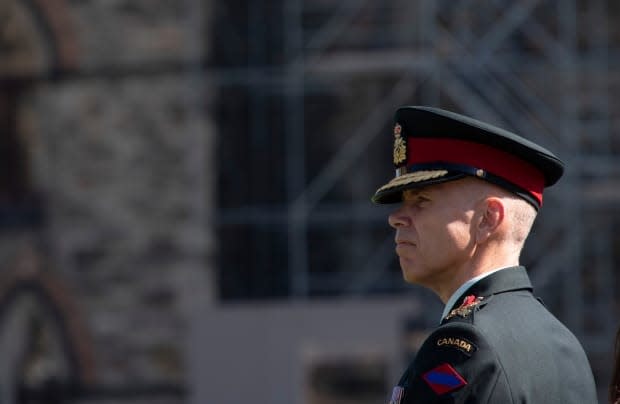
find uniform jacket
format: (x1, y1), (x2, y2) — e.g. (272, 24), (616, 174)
(390, 266), (598, 404)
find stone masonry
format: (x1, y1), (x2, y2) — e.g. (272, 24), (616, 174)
(0, 1), (214, 403)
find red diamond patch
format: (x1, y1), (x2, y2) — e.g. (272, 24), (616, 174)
(422, 363), (467, 395)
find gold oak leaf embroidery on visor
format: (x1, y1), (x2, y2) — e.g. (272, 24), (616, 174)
(375, 170), (449, 194)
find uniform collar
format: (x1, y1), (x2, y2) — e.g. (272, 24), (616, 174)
(440, 266), (532, 322)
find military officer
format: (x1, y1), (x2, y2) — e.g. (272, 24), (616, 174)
(373, 106), (598, 403)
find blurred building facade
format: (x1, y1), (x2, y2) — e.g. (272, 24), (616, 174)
(0, 1), (618, 404)
(0, 0), (209, 403)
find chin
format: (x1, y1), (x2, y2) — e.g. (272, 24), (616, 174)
(401, 269), (420, 284)
(401, 265), (432, 287)
(399, 259), (418, 282)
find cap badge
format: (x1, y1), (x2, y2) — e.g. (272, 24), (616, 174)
(445, 295), (484, 320)
(393, 123), (407, 166)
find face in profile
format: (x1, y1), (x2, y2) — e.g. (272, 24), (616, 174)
(388, 178), (482, 290)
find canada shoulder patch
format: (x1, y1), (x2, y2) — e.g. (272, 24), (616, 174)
(435, 335), (478, 356)
(422, 363), (467, 395)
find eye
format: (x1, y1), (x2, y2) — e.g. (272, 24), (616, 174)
(416, 195), (431, 206)
(402, 190), (431, 206)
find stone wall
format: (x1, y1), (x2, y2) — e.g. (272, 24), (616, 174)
(0, 1), (213, 403)
(31, 76), (210, 383)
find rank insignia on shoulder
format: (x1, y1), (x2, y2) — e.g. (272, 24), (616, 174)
(445, 295), (483, 320)
(387, 386), (404, 404)
(423, 363), (467, 395)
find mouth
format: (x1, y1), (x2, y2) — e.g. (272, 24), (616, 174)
(395, 240), (416, 256)
(395, 239), (415, 246)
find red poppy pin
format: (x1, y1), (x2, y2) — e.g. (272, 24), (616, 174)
(445, 295), (484, 320)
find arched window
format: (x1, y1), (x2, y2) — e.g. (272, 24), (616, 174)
(0, 0), (49, 229)
(0, 85), (45, 229)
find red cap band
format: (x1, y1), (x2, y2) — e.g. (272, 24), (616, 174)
(407, 138), (545, 205)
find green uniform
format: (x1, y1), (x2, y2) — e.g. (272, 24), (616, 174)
(390, 267), (598, 404)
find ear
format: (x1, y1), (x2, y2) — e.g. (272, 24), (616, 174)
(476, 197), (505, 243)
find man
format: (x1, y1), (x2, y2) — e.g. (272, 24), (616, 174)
(372, 106), (597, 403)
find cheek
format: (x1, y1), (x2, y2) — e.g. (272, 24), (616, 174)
(444, 220), (475, 250)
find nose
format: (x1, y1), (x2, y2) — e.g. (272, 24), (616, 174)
(388, 205), (409, 229)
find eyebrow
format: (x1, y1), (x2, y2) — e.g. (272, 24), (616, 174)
(403, 189), (431, 200)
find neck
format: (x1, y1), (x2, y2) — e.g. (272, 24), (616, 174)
(434, 249), (520, 303)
